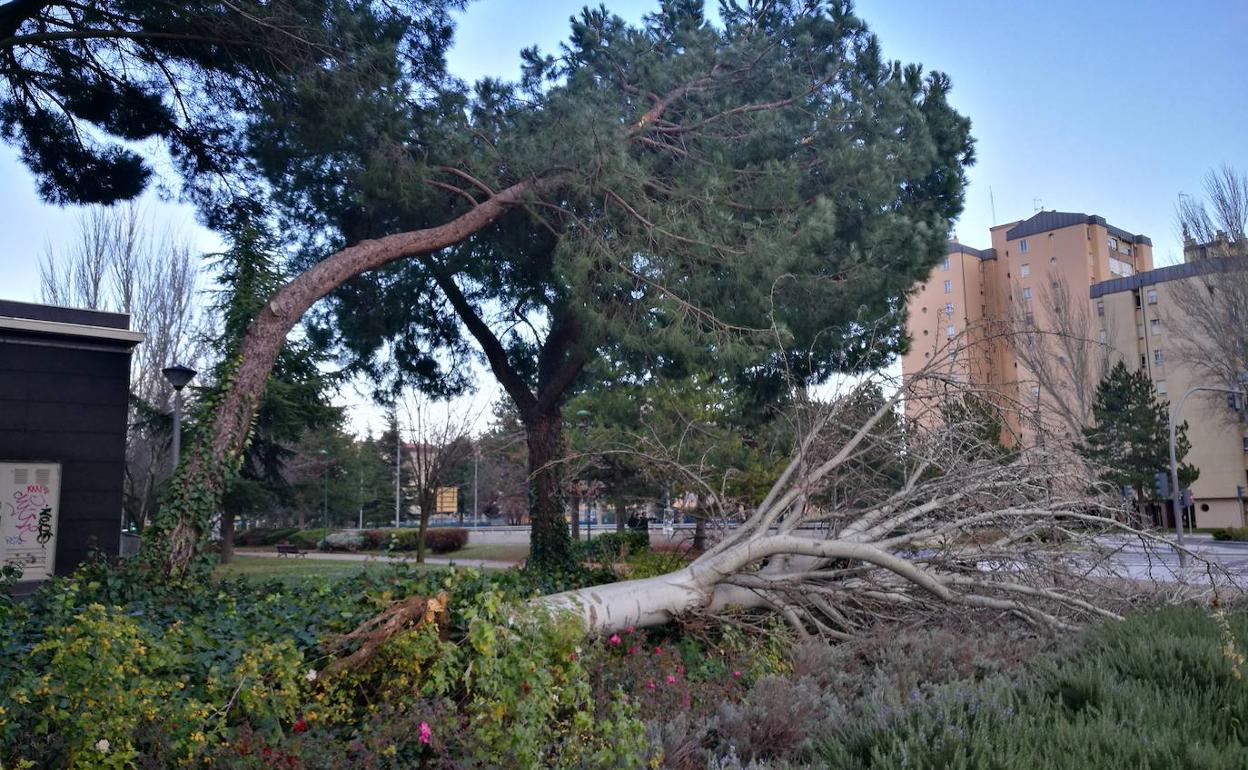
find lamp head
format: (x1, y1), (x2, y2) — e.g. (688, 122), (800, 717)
(162, 364), (197, 391)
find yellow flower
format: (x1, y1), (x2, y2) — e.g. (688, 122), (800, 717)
(191, 731), (206, 743)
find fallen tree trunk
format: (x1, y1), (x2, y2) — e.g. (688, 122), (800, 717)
(538, 362), (1232, 636)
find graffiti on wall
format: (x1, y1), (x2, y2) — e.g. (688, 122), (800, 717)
(1, 464), (60, 579)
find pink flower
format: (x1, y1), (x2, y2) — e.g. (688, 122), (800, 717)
(646, 680), (656, 689)
(654, 646), (663, 655)
(665, 674), (677, 685)
(626, 625), (636, 634)
(627, 646), (637, 655)
(292, 719), (308, 734)
(609, 634), (622, 645)
(732, 670), (742, 679)
(419, 722), (431, 745)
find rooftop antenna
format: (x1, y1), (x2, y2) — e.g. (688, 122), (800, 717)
(989, 186), (997, 226)
(1033, 197), (1043, 213)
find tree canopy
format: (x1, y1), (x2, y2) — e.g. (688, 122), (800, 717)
(227, 0), (973, 570)
(0, 0), (459, 205)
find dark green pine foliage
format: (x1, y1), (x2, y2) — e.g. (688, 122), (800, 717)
(208, 208), (342, 558)
(245, 0), (974, 571)
(1080, 361), (1198, 501)
(0, 0), (459, 205)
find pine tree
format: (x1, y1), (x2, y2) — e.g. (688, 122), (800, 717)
(1080, 361), (1198, 502)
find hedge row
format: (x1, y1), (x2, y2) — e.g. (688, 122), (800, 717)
(1212, 527), (1248, 541)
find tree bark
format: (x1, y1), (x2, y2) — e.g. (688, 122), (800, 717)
(615, 499), (626, 534)
(416, 490), (433, 564)
(151, 181), (537, 576)
(219, 510), (235, 564)
(568, 491), (581, 542)
(525, 404), (576, 571)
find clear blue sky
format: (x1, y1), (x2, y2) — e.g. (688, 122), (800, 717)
(1, 0), (1241, 294)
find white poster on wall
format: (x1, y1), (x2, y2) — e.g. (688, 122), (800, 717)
(0, 463), (60, 580)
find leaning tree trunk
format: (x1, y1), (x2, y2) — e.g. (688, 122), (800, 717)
(524, 405), (577, 572)
(144, 182), (536, 578)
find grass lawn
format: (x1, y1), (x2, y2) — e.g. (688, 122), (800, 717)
(235, 542), (530, 564)
(214, 555), (439, 581)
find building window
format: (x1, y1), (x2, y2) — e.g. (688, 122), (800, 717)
(1022, 287), (1032, 301)
(1242, 436), (1248, 453)
(944, 280), (952, 294)
(1098, 329), (1107, 343)
(1108, 236), (1119, 251)
(1140, 354), (1147, 370)
(1096, 302), (1104, 317)
(1133, 290), (1141, 309)
(948, 350), (957, 361)
(943, 257), (950, 270)
(1020, 263), (1031, 277)
(1050, 255), (1057, 264)
(1157, 380), (1167, 396)
(1150, 318), (1160, 332)
(946, 324), (956, 338)
(945, 302), (954, 316)
(1154, 349), (1164, 366)
(1147, 289), (1158, 305)
(1031, 385), (1040, 398)
(1024, 312), (1035, 327)
(1019, 238), (1029, 253)
(1137, 324), (1144, 339)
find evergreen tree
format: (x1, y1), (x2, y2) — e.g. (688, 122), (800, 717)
(209, 209), (341, 561)
(1080, 361), (1198, 503)
(0, 1), (457, 205)
(236, 0), (973, 572)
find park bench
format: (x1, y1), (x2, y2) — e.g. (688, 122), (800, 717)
(275, 543), (306, 558)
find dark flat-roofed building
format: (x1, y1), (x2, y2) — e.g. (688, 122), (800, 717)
(0, 299), (143, 586)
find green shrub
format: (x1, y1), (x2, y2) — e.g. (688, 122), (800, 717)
(234, 527), (299, 546)
(580, 531), (650, 563)
(425, 527), (469, 554)
(286, 529), (329, 549)
(386, 528), (423, 551)
(1212, 527), (1248, 541)
(817, 606), (1248, 769)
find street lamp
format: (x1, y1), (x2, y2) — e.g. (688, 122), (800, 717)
(1168, 384), (1246, 556)
(162, 364), (197, 471)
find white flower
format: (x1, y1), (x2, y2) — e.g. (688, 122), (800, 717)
(95, 739), (110, 753)
(305, 669), (318, 682)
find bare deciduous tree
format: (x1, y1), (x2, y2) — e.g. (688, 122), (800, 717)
(401, 395), (478, 562)
(1005, 276), (1115, 440)
(1171, 165), (1248, 404)
(39, 203), (208, 529)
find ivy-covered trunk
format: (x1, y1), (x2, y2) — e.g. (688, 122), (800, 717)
(525, 405), (576, 572)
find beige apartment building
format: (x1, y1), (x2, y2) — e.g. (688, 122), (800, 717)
(904, 210), (1248, 528)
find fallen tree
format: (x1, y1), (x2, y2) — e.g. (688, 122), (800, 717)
(540, 357), (1232, 636)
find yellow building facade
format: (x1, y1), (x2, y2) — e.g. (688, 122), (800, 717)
(904, 211), (1247, 527)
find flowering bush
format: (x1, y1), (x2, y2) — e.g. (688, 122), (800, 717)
(325, 531), (366, 552)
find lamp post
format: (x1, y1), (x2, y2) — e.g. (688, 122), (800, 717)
(1168, 384), (1245, 558)
(161, 365), (197, 471)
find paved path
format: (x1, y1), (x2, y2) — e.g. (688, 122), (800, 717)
(235, 548), (517, 571)
(1094, 534), (1248, 586)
